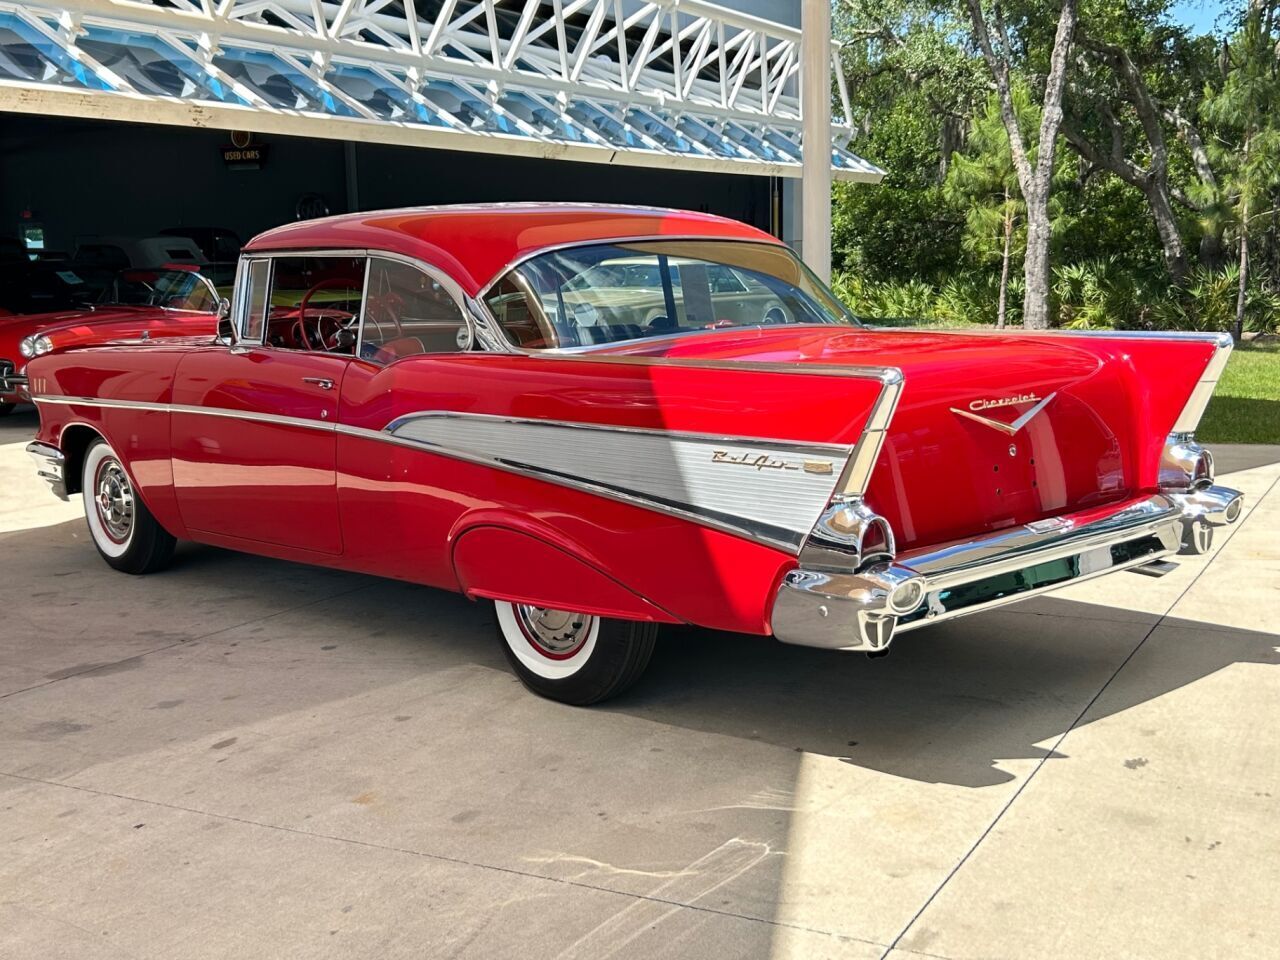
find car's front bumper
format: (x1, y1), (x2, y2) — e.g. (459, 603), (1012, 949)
(0, 360), (27, 402)
(771, 485), (1244, 653)
(26, 441), (68, 500)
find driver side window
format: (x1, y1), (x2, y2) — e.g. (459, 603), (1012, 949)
(261, 255), (365, 355)
(359, 257), (469, 363)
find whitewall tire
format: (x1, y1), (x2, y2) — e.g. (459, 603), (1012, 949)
(495, 601), (658, 705)
(82, 438), (176, 574)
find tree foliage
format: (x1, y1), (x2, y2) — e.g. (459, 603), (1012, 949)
(832, 0), (1280, 333)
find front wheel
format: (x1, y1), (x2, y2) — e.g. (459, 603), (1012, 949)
(495, 601), (657, 705)
(82, 438), (176, 575)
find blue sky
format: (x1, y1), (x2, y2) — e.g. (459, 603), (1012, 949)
(1166, 0), (1234, 34)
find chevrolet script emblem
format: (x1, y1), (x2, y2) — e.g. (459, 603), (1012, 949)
(950, 392), (1056, 436)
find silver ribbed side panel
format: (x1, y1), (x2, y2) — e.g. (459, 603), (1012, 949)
(385, 413), (850, 551)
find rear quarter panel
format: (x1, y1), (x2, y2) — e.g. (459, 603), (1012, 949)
(336, 353), (892, 633)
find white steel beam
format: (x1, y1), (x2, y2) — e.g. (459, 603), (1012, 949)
(801, 0), (833, 279)
(0, 0), (885, 183)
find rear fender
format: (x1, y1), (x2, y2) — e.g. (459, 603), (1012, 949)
(357, 354), (903, 556)
(1047, 333), (1229, 489)
(451, 522), (682, 623)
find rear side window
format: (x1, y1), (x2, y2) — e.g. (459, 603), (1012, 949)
(359, 257), (469, 362)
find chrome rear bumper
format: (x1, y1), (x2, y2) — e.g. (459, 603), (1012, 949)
(771, 485), (1244, 653)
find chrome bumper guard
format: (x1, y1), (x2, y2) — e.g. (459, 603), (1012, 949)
(26, 441), (69, 501)
(0, 360), (25, 397)
(772, 485), (1244, 653)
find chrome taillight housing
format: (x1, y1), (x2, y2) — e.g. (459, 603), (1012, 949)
(1160, 435), (1214, 490)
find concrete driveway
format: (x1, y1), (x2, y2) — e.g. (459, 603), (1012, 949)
(2, 404), (1277, 960)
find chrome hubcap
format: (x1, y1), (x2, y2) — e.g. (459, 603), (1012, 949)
(95, 459), (134, 543)
(513, 604), (595, 658)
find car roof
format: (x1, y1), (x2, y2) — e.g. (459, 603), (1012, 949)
(242, 204), (780, 296)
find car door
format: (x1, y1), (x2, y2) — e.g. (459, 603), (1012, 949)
(170, 253), (365, 555)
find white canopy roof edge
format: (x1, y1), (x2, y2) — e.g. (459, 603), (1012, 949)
(0, 0), (885, 182)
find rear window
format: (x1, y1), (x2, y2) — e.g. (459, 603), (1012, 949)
(482, 240), (854, 349)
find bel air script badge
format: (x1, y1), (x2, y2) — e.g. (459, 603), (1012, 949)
(711, 450), (834, 475)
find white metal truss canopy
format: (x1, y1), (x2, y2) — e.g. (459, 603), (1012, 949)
(0, 0), (884, 182)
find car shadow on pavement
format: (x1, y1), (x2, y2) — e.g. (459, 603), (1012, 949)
(3, 519), (1275, 791)
(609, 605), (1279, 788)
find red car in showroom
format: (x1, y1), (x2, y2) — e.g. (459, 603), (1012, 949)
(1, 266), (221, 414)
(23, 205), (1242, 704)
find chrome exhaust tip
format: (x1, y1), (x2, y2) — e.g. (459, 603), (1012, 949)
(1219, 493), (1244, 525)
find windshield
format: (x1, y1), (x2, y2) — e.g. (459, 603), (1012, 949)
(98, 268), (218, 311)
(483, 240), (857, 349)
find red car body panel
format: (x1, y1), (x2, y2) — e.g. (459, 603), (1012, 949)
(246, 204), (777, 296)
(0, 304), (216, 404)
(601, 327), (1217, 550)
(25, 206), (1230, 643)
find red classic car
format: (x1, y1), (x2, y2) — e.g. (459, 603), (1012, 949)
(0, 266), (221, 414)
(24, 205), (1243, 704)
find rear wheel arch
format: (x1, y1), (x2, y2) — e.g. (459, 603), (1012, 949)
(450, 523), (680, 624)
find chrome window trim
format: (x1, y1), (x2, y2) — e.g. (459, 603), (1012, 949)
(357, 252), (478, 364)
(236, 256), (273, 345)
(474, 234), (858, 354)
(247, 251), (367, 354)
(232, 247), (482, 361)
(475, 234), (790, 304)
(223, 256), (247, 345)
(353, 256), (374, 361)
(523, 322), (844, 356)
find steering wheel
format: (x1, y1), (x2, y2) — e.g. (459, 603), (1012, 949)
(295, 277), (359, 351)
(363, 290), (405, 346)
(762, 301), (793, 324)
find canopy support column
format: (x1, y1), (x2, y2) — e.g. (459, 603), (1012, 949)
(800, 0), (832, 282)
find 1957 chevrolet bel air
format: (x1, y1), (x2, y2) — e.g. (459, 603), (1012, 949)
(24, 204), (1244, 704)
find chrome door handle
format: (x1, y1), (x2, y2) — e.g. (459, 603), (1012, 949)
(302, 377), (334, 390)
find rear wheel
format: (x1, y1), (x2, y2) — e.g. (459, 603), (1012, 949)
(495, 601), (657, 705)
(82, 438), (176, 575)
